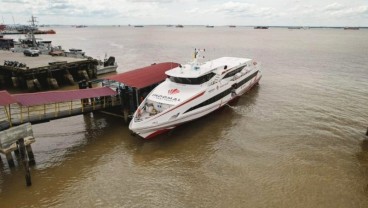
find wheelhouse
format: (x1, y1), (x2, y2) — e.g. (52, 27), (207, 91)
(168, 72), (216, 85)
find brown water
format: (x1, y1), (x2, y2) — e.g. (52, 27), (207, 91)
(1, 26), (368, 208)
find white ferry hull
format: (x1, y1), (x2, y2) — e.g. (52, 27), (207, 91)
(130, 74), (262, 139)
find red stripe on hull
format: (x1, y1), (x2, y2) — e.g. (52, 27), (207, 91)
(144, 128), (172, 139)
(139, 76), (261, 140)
(152, 91), (205, 119)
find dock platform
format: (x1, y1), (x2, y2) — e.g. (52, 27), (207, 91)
(0, 51), (98, 90)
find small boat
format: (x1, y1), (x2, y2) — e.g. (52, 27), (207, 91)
(97, 56), (118, 75)
(10, 33), (60, 54)
(288, 27), (302, 29)
(9, 16), (60, 54)
(129, 49), (262, 139)
(206, 25), (214, 28)
(176, 24), (184, 28)
(254, 26), (269, 29)
(344, 27), (359, 30)
(64, 48), (86, 58)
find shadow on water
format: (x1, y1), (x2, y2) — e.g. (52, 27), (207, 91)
(358, 136), (368, 194)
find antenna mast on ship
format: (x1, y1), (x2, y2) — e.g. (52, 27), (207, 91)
(28, 15), (38, 47)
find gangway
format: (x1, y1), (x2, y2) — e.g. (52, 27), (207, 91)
(104, 62), (179, 123)
(0, 87), (119, 131)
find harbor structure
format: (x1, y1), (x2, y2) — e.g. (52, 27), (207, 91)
(0, 87), (119, 131)
(0, 123), (35, 186)
(0, 51), (98, 90)
(103, 62), (180, 123)
(0, 62), (179, 186)
(0, 62), (179, 132)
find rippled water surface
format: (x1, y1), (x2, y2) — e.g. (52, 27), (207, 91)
(1, 26), (368, 208)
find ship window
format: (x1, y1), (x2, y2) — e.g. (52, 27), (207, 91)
(184, 71), (258, 114)
(223, 66), (245, 79)
(169, 73), (216, 85)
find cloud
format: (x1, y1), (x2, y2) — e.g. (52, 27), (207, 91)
(127, 0), (173, 2)
(1, 0), (28, 3)
(193, 1), (278, 18)
(283, 2), (368, 21)
(321, 3), (368, 18)
(323, 3), (345, 11)
(0, 0), (367, 26)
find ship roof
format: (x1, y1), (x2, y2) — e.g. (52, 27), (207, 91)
(166, 57), (252, 78)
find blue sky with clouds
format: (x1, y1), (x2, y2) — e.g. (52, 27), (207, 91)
(1, 0), (367, 26)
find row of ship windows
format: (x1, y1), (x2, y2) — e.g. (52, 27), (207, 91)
(184, 88), (233, 113)
(184, 71), (258, 113)
(168, 73), (216, 85)
(168, 65), (247, 85)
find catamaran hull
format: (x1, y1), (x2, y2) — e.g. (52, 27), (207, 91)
(132, 76), (262, 139)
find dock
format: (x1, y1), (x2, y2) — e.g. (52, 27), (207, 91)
(0, 62), (180, 186)
(0, 62), (180, 130)
(0, 50), (98, 90)
(0, 87), (120, 131)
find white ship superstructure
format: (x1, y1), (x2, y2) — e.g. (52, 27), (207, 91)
(129, 50), (262, 139)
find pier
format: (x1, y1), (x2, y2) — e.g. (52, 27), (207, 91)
(103, 62), (180, 122)
(0, 123), (35, 186)
(0, 87), (120, 131)
(0, 62), (179, 186)
(0, 86), (120, 186)
(0, 51), (98, 90)
(0, 62), (180, 130)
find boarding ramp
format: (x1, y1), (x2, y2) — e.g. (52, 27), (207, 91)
(0, 87), (120, 131)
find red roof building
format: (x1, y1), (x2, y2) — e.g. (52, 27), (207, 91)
(13, 87), (117, 106)
(0, 91), (17, 106)
(106, 62), (180, 89)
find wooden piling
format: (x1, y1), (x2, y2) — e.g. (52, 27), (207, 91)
(26, 144), (35, 166)
(26, 79), (35, 89)
(47, 77), (59, 89)
(14, 141), (20, 157)
(11, 77), (19, 88)
(18, 138), (32, 186)
(366, 127), (368, 136)
(5, 152), (15, 168)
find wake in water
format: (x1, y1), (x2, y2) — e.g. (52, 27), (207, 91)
(226, 104), (238, 110)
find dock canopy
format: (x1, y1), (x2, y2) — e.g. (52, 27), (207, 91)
(0, 91), (17, 106)
(13, 87), (117, 106)
(106, 62), (180, 89)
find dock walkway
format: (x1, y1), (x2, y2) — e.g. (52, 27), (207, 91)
(0, 87), (120, 131)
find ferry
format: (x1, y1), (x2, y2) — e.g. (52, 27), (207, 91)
(129, 49), (262, 139)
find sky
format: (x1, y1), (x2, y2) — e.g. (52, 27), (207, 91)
(0, 0), (367, 26)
